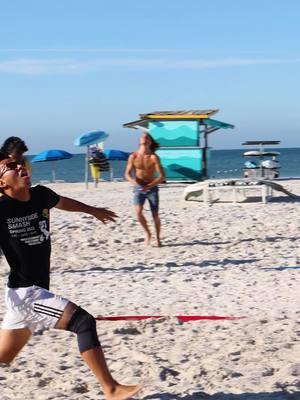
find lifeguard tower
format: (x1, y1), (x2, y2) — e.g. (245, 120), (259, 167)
(242, 140), (281, 180)
(123, 109), (234, 181)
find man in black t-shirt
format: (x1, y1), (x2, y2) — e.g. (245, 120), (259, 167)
(0, 157), (141, 400)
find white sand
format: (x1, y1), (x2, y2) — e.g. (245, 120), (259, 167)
(0, 180), (299, 400)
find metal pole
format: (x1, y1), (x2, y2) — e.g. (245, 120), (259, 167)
(51, 161), (56, 182)
(202, 127), (208, 179)
(85, 146), (89, 189)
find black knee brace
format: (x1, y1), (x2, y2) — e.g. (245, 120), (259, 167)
(66, 307), (100, 353)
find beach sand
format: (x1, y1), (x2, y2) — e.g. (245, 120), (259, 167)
(0, 180), (299, 400)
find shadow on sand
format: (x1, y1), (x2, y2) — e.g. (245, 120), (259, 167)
(143, 390), (299, 399)
(62, 257), (261, 275)
(162, 240), (231, 247)
(262, 265), (300, 271)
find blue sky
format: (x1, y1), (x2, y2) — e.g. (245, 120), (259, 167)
(0, 0), (300, 153)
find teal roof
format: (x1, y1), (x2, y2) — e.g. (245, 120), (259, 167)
(201, 118), (234, 129)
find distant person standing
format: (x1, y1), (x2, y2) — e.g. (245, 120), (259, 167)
(89, 145), (110, 186)
(125, 133), (165, 246)
(1, 136), (31, 173)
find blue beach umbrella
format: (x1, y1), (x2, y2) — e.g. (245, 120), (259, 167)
(31, 149), (73, 182)
(103, 149), (130, 160)
(74, 131), (109, 147)
(32, 149), (73, 162)
(74, 130), (109, 187)
(103, 149), (130, 181)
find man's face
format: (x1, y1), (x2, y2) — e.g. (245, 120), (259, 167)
(139, 133), (150, 146)
(0, 159), (31, 190)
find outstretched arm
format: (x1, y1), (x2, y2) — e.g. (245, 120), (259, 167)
(54, 196), (118, 224)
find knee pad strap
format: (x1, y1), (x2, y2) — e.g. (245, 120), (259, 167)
(67, 307), (100, 353)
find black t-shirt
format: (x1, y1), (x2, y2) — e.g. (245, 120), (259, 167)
(0, 185), (60, 289)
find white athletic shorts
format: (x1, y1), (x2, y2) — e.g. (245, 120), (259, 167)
(1, 285), (69, 332)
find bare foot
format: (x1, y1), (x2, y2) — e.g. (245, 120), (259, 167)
(156, 238), (162, 247)
(144, 233), (151, 246)
(105, 383), (143, 400)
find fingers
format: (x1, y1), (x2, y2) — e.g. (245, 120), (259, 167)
(96, 208), (118, 223)
(104, 210), (118, 222)
(103, 215), (117, 223)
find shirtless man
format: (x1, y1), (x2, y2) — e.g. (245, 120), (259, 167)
(0, 155), (141, 400)
(125, 133), (165, 246)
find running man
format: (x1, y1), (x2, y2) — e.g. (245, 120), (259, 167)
(0, 155), (141, 400)
(125, 133), (165, 246)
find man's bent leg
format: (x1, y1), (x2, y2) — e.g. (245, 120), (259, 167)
(0, 328), (31, 364)
(55, 302), (142, 400)
(82, 347), (142, 400)
(54, 301), (77, 329)
(134, 204), (151, 245)
(152, 211), (161, 246)
(148, 188), (161, 246)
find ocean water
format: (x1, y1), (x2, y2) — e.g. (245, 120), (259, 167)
(28, 148), (300, 184)
(29, 155), (128, 184)
(207, 148), (300, 180)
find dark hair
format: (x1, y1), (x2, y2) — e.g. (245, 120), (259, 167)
(148, 134), (159, 152)
(0, 150), (9, 162)
(1, 136), (28, 155)
(0, 151), (9, 194)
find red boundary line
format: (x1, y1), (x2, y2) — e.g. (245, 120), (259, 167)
(95, 315), (245, 322)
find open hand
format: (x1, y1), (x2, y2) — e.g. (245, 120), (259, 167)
(92, 208), (118, 224)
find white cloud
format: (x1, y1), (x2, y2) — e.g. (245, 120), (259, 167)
(0, 57), (299, 75)
(177, 58), (300, 68)
(0, 59), (80, 75)
(0, 48), (184, 54)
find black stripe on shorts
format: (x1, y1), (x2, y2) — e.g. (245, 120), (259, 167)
(34, 303), (64, 319)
